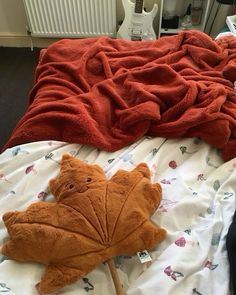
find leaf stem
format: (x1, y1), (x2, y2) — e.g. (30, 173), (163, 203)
(107, 258), (125, 295)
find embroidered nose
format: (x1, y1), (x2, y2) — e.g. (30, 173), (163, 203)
(78, 185), (88, 193)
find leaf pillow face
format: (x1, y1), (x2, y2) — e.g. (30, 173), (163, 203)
(49, 154), (107, 201)
(1, 154), (166, 294)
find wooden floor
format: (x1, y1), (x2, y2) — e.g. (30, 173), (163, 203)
(0, 47), (40, 150)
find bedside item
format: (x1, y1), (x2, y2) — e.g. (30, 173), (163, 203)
(162, 15), (179, 29)
(181, 4), (193, 29)
(191, 0), (203, 25)
(162, 0), (179, 29)
(163, 0), (177, 19)
(158, 0), (211, 37)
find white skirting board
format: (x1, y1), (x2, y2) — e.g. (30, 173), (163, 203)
(0, 33), (60, 48)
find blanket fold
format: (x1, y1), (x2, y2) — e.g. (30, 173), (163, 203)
(3, 31), (236, 161)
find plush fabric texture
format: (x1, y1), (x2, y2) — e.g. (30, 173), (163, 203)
(1, 154), (166, 294)
(2, 31), (236, 161)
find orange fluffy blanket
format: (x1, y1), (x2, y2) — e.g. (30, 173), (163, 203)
(3, 31), (236, 161)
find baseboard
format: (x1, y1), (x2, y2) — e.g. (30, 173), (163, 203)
(0, 34), (30, 47)
(0, 34), (60, 48)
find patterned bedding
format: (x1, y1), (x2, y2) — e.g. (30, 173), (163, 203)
(0, 136), (235, 295)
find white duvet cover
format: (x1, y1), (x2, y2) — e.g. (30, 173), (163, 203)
(0, 136), (235, 295)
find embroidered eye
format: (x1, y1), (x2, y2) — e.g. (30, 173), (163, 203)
(69, 184), (74, 189)
(86, 177), (92, 183)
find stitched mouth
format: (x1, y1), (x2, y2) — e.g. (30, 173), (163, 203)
(78, 185), (88, 193)
(57, 183), (89, 201)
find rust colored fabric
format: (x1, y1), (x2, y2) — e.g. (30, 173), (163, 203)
(1, 154), (166, 294)
(2, 31), (236, 161)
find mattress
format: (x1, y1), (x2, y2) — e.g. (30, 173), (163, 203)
(0, 136), (235, 295)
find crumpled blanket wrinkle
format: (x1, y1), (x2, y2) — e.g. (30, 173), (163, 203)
(3, 31), (236, 161)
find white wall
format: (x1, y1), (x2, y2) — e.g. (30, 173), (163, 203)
(0, 0), (233, 47)
(0, 0), (28, 35)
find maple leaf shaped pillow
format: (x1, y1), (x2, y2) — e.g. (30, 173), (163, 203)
(1, 154), (166, 294)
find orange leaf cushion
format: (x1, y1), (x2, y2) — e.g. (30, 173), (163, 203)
(1, 154), (166, 294)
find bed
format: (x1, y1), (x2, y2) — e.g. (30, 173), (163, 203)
(0, 30), (236, 295)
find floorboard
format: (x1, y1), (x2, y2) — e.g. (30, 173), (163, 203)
(0, 47), (40, 150)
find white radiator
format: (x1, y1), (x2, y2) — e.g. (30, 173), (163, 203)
(23, 0), (116, 38)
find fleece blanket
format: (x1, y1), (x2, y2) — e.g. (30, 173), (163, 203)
(3, 31), (236, 161)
